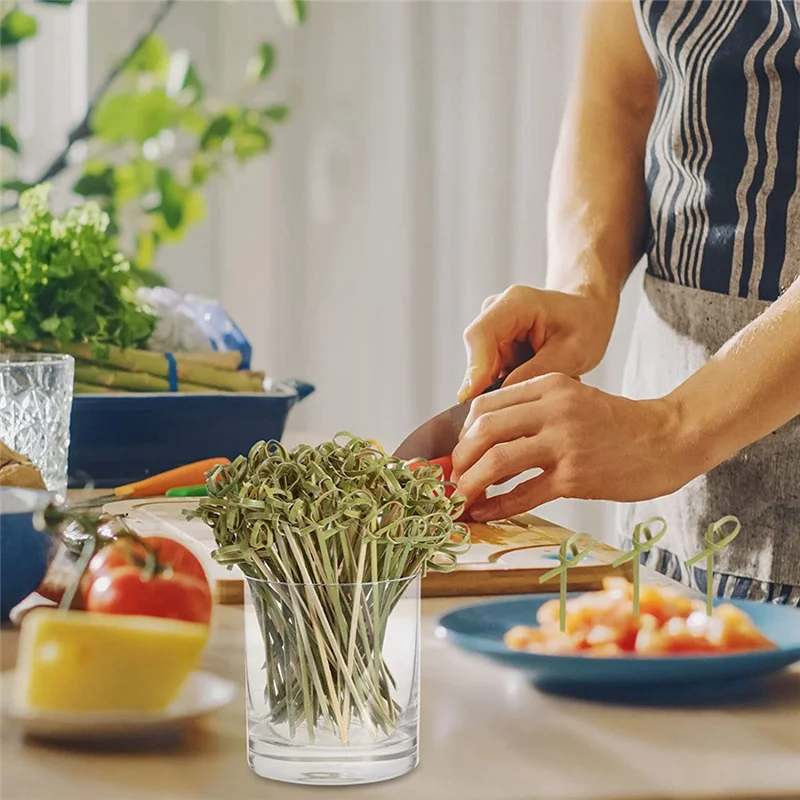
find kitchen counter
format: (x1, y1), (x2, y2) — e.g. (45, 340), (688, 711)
(2, 587), (799, 800)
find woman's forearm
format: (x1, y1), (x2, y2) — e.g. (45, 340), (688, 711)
(669, 278), (800, 478)
(547, 0), (657, 306)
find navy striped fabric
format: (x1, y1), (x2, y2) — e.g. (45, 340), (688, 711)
(642, 547), (800, 606)
(634, 0), (800, 301)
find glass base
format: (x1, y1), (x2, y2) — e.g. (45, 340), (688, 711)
(247, 731), (418, 786)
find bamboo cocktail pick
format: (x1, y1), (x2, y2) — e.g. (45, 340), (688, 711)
(611, 516), (668, 616)
(686, 515), (741, 616)
(538, 533), (596, 632)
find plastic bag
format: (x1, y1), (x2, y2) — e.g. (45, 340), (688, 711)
(138, 287), (252, 369)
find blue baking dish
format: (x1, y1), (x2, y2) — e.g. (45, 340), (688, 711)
(67, 379), (314, 488)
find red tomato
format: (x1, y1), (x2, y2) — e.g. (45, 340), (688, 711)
(82, 536), (212, 625)
(409, 455), (455, 498)
(408, 455), (483, 521)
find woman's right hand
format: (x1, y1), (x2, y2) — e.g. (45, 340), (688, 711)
(458, 285), (618, 402)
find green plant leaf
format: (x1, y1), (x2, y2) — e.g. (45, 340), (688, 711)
(155, 168), (186, 230)
(189, 152), (215, 185)
(199, 113), (233, 151)
(181, 60), (204, 100)
(92, 90), (179, 144)
(0, 71), (12, 99)
(166, 50), (204, 103)
(233, 127), (272, 161)
(127, 34), (170, 78)
(113, 159), (157, 205)
(246, 42), (276, 82)
(40, 315), (62, 332)
(136, 229), (156, 269)
(1, 179), (31, 193)
(183, 190), (206, 225)
(275, 0), (308, 27)
(37, 0), (74, 5)
(262, 105), (290, 123)
(0, 8), (38, 46)
(104, 203), (120, 237)
(73, 165), (116, 198)
(0, 124), (19, 154)
(179, 106), (208, 135)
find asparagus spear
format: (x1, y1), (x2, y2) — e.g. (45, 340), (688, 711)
(32, 341), (265, 392)
(73, 381), (121, 394)
(170, 351), (242, 370)
(74, 363), (228, 393)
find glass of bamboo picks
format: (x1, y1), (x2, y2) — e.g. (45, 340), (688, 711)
(187, 433), (470, 786)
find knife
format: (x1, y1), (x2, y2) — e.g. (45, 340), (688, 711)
(392, 377), (505, 462)
(393, 342), (538, 462)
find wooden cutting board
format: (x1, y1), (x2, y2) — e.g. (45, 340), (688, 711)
(103, 498), (631, 604)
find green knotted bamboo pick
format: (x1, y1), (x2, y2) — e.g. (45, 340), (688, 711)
(538, 533), (596, 633)
(611, 516), (668, 616)
(685, 515), (741, 616)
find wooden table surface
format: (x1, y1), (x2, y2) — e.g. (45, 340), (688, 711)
(2, 585), (800, 800)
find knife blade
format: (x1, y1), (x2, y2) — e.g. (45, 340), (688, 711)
(392, 377), (504, 461)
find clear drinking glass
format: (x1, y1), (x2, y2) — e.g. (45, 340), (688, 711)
(244, 573), (421, 786)
(0, 354), (75, 498)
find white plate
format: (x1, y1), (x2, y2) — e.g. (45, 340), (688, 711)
(2, 670), (237, 740)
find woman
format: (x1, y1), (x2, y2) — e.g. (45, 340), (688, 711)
(451, 0), (800, 604)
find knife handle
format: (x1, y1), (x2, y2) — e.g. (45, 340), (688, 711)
(480, 342), (536, 396)
(165, 484), (209, 498)
(483, 377), (506, 395)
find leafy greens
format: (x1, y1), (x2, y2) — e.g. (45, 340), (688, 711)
(0, 183), (156, 350)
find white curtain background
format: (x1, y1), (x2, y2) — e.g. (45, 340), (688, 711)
(26, 0), (644, 540)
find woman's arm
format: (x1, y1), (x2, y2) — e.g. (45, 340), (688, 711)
(545, 0), (657, 305)
(670, 278), (800, 479)
(458, 1), (658, 399)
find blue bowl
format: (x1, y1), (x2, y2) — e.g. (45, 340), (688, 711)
(68, 379), (314, 488)
(438, 594), (800, 705)
(0, 488), (58, 621)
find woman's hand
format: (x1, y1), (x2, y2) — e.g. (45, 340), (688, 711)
(458, 285), (618, 403)
(452, 374), (695, 522)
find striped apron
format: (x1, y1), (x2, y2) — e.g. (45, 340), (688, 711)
(616, 0), (800, 605)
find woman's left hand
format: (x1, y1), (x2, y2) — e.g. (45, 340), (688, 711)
(451, 373), (695, 521)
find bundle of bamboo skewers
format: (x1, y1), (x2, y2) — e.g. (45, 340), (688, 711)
(18, 341), (267, 394)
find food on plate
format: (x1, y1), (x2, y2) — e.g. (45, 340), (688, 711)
(14, 505), (215, 713)
(504, 577), (777, 656)
(81, 535), (212, 625)
(0, 441), (46, 490)
(14, 609), (209, 712)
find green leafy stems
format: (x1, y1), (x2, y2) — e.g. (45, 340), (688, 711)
(186, 433), (470, 744)
(0, 184), (156, 349)
(0, 0), (306, 277)
(538, 532), (596, 633)
(686, 515), (741, 616)
(611, 516), (668, 616)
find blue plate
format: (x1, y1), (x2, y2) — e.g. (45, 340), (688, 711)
(438, 594), (800, 705)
